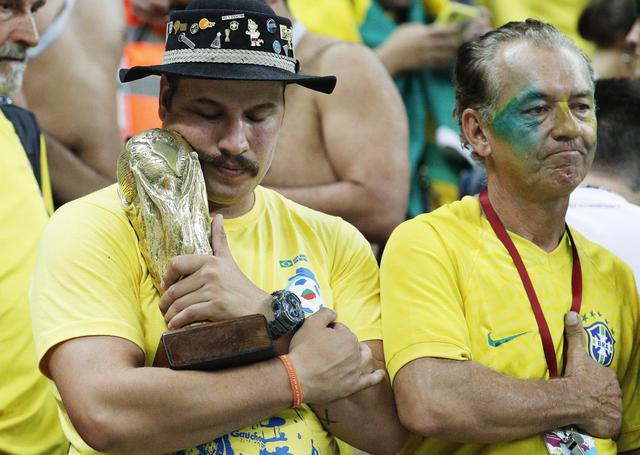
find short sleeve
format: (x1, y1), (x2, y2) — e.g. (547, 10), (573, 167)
(380, 219), (471, 383)
(30, 196), (145, 375)
(617, 274), (640, 452)
(330, 219), (381, 342)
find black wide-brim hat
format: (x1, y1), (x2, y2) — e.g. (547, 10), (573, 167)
(119, 0), (336, 94)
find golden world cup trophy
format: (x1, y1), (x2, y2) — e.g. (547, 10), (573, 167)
(117, 129), (274, 370)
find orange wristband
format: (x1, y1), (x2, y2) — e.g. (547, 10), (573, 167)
(278, 354), (303, 408)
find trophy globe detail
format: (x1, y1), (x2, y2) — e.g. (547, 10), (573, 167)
(117, 128), (212, 293)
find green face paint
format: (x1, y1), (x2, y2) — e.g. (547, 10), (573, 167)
(491, 89), (546, 155)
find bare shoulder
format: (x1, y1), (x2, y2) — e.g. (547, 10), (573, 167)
(301, 34), (398, 111)
(311, 37), (389, 87)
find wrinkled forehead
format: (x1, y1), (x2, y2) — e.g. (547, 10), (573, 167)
(494, 41), (593, 104)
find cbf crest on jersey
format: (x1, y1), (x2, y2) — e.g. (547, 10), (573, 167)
(585, 321), (615, 367)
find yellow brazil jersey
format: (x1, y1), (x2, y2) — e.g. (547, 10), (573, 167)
(30, 184), (381, 455)
(0, 110), (66, 454)
(380, 195), (640, 454)
(476, 0), (595, 56)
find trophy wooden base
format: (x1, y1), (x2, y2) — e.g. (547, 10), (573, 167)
(153, 314), (275, 370)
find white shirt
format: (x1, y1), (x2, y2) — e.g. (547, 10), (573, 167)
(567, 186), (640, 290)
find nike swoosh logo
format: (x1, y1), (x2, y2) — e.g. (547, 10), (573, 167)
(487, 331), (529, 347)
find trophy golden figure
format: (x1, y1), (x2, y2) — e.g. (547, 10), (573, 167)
(117, 128), (274, 370)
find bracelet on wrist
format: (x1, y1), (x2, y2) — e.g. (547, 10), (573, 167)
(278, 354), (303, 408)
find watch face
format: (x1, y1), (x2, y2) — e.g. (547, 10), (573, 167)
(282, 303), (304, 324)
(270, 291), (304, 338)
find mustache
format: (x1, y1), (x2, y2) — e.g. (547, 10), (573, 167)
(0, 44), (27, 61)
(199, 152), (260, 176)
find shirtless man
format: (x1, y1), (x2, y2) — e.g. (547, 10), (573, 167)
(261, 0), (409, 244)
(20, 0), (125, 204)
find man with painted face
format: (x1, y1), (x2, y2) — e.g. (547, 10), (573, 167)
(381, 19), (640, 454)
(0, 0), (67, 453)
(29, 0), (407, 454)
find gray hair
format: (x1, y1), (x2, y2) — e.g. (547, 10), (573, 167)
(453, 19), (595, 162)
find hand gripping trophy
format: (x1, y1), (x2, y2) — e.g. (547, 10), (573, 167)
(117, 128), (274, 370)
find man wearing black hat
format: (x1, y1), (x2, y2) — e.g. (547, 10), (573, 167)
(29, 0), (407, 454)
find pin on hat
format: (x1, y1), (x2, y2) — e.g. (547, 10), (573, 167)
(173, 20), (187, 33)
(178, 33), (196, 49)
(118, 0), (336, 94)
(211, 32), (222, 49)
(246, 18), (264, 47)
(267, 18), (277, 34)
(199, 18), (216, 29)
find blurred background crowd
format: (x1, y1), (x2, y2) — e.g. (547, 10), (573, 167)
(17, 0), (640, 232)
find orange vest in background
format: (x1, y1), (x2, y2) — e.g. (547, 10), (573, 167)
(119, 0), (164, 140)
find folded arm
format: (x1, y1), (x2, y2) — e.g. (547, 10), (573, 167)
(309, 341), (408, 455)
(47, 335), (292, 454)
(45, 134), (114, 204)
(394, 315), (622, 445)
(47, 309), (383, 454)
(395, 358), (583, 443)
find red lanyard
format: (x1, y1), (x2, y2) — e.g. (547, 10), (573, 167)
(479, 189), (582, 378)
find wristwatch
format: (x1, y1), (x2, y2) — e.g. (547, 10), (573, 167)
(268, 290), (305, 339)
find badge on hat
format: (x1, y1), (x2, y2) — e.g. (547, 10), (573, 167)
(267, 18), (277, 34)
(178, 33), (196, 49)
(173, 20), (187, 34)
(246, 19), (264, 47)
(280, 25), (293, 54)
(199, 18), (215, 30)
(211, 32), (222, 49)
(222, 13), (245, 21)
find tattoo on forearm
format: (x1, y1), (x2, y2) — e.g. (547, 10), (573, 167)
(318, 409), (337, 427)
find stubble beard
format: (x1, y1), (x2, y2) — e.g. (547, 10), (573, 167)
(0, 43), (28, 95)
(0, 60), (26, 95)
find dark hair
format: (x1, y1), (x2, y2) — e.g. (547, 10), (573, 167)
(578, 0), (635, 48)
(593, 78), (640, 190)
(453, 19), (594, 162)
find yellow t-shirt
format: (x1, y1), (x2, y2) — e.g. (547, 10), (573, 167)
(30, 184), (381, 455)
(380, 196), (640, 454)
(476, 0), (595, 56)
(0, 111), (66, 454)
(288, 0), (371, 42)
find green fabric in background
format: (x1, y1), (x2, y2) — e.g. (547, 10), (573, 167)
(359, 0), (461, 218)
